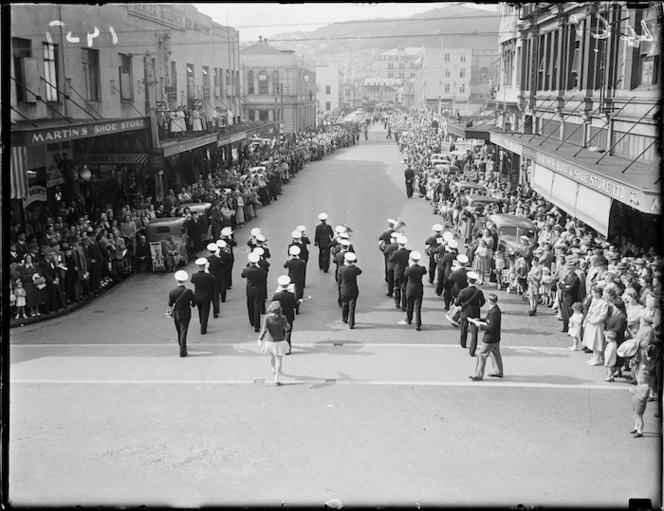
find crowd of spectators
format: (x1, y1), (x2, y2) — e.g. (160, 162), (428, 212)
(8, 121), (362, 323)
(388, 108), (662, 418)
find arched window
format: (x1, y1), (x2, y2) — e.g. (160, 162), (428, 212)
(258, 70), (268, 94)
(247, 70), (255, 94)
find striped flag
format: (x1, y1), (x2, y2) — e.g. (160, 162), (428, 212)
(10, 145), (28, 200)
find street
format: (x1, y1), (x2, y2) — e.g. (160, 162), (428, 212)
(10, 124), (660, 508)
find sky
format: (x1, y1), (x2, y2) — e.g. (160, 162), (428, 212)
(192, 2), (497, 43)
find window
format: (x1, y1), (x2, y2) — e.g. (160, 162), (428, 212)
(567, 24), (581, 90)
(502, 45), (514, 86)
(186, 63), (194, 100)
(258, 71), (268, 94)
(13, 37), (32, 102)
(248, 110), (255, 121)
(537, 34), (546, 91)
(460, 84), (465, 93)
(445, 69), (450, 78)
(247, 70), (255, 94)
(388, 72), (393, 78)
(202, 66), (210, 98)
(460, 68), (465, 78)
(214, 68), (221, 96)
(325, 101), (331, 111)
(118, 53), (132, 100)
(411, 72), (415, 77)
(171, 61), (177, 88)
(445, 83), (450, 93)
(460, 53), (466, 62)
(259, 110), (269, 121)
(82, 48), (100, 102)
(43, 42), (59, 102)
(550, 31), (559, 90)
(326, 85), (331, 94)
(444, 53), (450, 62)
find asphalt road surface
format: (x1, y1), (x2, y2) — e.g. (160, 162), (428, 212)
(10, 123), (661, 508)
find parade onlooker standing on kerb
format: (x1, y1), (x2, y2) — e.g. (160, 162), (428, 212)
(469, 293), (503, 381)
(168, 270), (197, 358)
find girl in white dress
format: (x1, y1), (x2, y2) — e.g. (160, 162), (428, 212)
(568, 302), (584, 351)
(583, 285), (610, 365)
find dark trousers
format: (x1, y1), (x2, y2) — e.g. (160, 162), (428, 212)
(386, 269), (395, 296)
(460, 316), (479, 353)
(219, 278), (229, 303)
(560, 293), (573, 331)
(394, 276), (406, 309)
(212, 282), (222, 316)
(406, 182), (414, 198)
(406, 294), (423, 327)
(247, 295), (263, 330)
(341, 294), (357, 327)
(443, 280), (453, 308)
(197, 298), (211, 334)
(435, 269), (446, 296)
(428, 258), (436, 284)
(319, 247), (331, 271)
(302, 260), (308, 288)
(174, 318), (190, 357)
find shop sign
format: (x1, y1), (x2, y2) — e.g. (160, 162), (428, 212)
(490, 132), (523, 155)
(46, 167), (65, 188)
(163, 133), (218, 157)
(149, 149), (164, 172)
(23, 186), (47, 206)
(25, 118), (148, 146)
(534, 152), (660, 215)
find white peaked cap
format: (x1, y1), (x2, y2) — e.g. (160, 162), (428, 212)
(397, 236), (408, 245)
(221, 227), (233, 236)
(195, 258), (208, 266)
(250, 227), (261, 236)
(291, 230), (302, 238)
(448, 240), (459, 249)
(467, 271), (480, 282)
(248, 253), (260, 263)
(216, 239), (227, 248)
(335, 225), (345, 233)
(442, 231), (454, 241)
(390, 232), (400, 239)
(410, 251), (422, 261)
(457, 254), (469, 264)
(277, 275), (291, 286)
(387, 218), (397, 226)
(339, 232), (350, 239)
(318, 212), (328, 220)
(256, 234), (266, 242)
(289, 245), (301, 255)
(432, 224), (443, 232)
(253, 247), (265, 256)
(207, 243), (219, 252)
(340, 239), (350, 246)
(296, 225), (306, 232)
(174, 270), (189, 281)
(344, 252), (357, 261)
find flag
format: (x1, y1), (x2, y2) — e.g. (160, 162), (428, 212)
(10, 145), (28, 199)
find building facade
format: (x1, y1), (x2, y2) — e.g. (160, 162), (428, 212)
(488, 2), (661, 239)
(418, 46), (473, 115)
(316, 63), (343, 113)
(241, 40), (317, 134)
(9, 3), (259, 223)
(372, 46), (423, 88)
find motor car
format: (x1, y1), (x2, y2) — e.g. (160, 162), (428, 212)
(145, 216), (190, 270)
(431, 153), (451, 165)
(452, 181), (488, 196)
(173, 202), (212, 242)
(465, 194), (501, 211)
(487, 214), (538, 256)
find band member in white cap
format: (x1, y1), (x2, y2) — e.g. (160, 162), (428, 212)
(216, 239), (233, 303)
(379, 219), (398, 283)
(454, 270), (486, 355)
(207, 243), (224, 318)
(425, 224), (444, 284)
(382, 232), (400, 297)
(315, 213), (334, 272)
(295, 225), (311, 287)
(288, 229), (309, 288)
(242, 252), (268, 332)
(271, 275), (299, 354)
(168, 270), (197, 357)
(333, 238), (352, 307)
(253, 247), (270, 277)
(247, 227), (262, 252)
(404, 251), (427, 331)
(449, 253), (470, 304)
(283, 245), (306, 313)
(435, 238), (459, 309)
(255, 234), (271, 259)
(220, 226), (237, 288)
(191, 257), (215, 335)
(339, 251), (362, 329)
(389, 235), (411, 311)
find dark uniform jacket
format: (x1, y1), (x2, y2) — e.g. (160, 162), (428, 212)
(207, 255), (225, 282)
(389, 248), (412, 279)
(288, 241), (309, 262)
(383, 242), (399, 269)
(283, 258), (306, 287)
(190, 270), (215, 302)
(449, 267), (469, 298)
(404, 264), (427, 297)
(241, 265), (267, 298)
(314, 223), (334, 248)
(168, 286), (197, 320)
(339, 265), (362, 297)
(455, 284), (486, 319)
(271, 289), (298, 325)
(480, 305), (501, 343)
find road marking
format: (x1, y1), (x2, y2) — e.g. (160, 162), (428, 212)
(11, 378), (627, 391)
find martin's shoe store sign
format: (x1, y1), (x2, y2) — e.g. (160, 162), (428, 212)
(19, 118), (148, 146)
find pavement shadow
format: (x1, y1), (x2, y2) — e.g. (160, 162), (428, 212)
(503, 374), (590, 385)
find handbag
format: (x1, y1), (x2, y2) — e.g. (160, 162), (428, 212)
(166, 287), (187, 319)
(617, 338), (639, 358)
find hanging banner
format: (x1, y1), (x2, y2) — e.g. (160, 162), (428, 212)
(23, 186), (47, 206)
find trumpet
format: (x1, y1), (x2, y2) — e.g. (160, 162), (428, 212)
(393, 217), (406, 231)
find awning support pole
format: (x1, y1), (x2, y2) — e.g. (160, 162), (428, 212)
(621, 138), (658, 174)
(10, 76), (72, 123)
(40, 77), (99, 121)
(10, 105), (39, 127)
(66, 83), (104, 119)
(596, 100), (661, 164)
(537, 99), (584, 145)
(518, 96), (559, 138)
(569, 97), (635, 155)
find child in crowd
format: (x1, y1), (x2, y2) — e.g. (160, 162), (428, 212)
(14, 279), (27, 319)
(568, 302), (584, 351)
(494, 250), (505, 290)
(603, 330), (618, 382)
(540, 267), (553, 306)
(515, 255), (529, 296)
(505, 255), (518, 293)
(629, 365), (651, 437)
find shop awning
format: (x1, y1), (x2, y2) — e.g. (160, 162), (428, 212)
(447, 119), (495, 141)
(10, 145), (28, 199)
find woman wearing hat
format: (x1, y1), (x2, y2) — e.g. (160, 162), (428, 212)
(582, 285), (610, 366)
(257, 301), (291, 385)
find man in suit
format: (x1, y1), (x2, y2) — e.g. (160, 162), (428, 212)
(271, 275), (299, 355)
(191, 258), (215, 334)
(339, 251), (362, 329)
(454, 271), (486, 354)
(404, 167), (415, 198)
(168, 270), (197, 357)
(425, 224), (443, 285)
(470, 293), (504, 380)
(382, 232), (400, 297)
(559, 262), (580, 333)
(206, 243), (224, 318)
(389, 235), (411, 311)
(314, 212), (334, 272)
(241, 252), (267, 332)
(283, 245), (306, 314)
(404, 251), (427, 331)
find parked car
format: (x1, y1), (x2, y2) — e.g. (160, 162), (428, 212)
(452, 181), (488, 196)
(431, 153), (451, 165)
(173, 202), (212, 242)
(465, 194), (501, 211)
(487, 214), (538, 256)
(145, 216), (190, 270)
